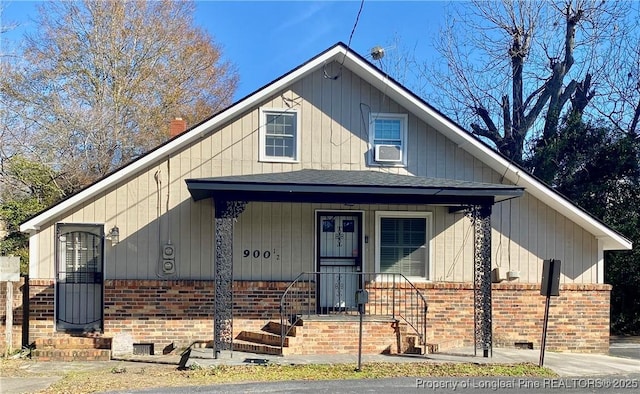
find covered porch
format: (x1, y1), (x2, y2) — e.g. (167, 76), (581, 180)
(186, 169), (524, 357)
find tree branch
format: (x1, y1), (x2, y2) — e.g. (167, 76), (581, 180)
(470, 105), (503, 145)
(629, 98), (640, 136)
(472, 106), (500, 135)
(502, 95), (512, 139)
(570, 73), (594, 116)
(523, 84), (552, 132)
(559, 79), (578, 112)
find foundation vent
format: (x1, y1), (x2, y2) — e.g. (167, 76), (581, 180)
(133, 343), (154, 356)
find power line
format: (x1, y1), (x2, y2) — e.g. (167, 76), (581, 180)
(324, 0), (365, 79)
(343, 0), (365, 65)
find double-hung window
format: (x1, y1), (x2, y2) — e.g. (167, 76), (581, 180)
(259, 108), (299, 162)
(375, 211), (431, 279)
(369, 113), (408, 166)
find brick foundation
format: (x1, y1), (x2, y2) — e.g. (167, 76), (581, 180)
(491, 283), (611, 353)
(412, 282), (611, 353)
(103, 280), (215, 348)
(233, 281), (291, 320)
(24, 279), (611, 355)
(28, 279), (56, 341)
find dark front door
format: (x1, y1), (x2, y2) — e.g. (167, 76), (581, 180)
(317, 212), (362, 312)
(56, 224), (104, 332)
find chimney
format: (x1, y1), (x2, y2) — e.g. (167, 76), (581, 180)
(169, 117), (187, 138)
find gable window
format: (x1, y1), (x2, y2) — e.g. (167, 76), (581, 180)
(369, 113), (408, 166)
(375, 211), (431, 279)
(259, 108), (299, 162)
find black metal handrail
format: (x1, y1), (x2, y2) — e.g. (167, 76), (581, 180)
(279, 272), (428, 354)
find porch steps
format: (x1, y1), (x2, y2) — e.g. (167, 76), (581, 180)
(233, 321), (300, 356)
(233, 340), (282, 356)
(32, 336), (112, 361)
(31, 348), (112, 361)
(236, 330), (290, 347)
(425, 338), (464, 354)
(263, 321), (299, 336)
(402, 334), (445, 355)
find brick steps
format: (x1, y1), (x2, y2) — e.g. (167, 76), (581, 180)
(233, 321), (300, 356)
(237, 330), (289, 347)
(263, 321), (299, 337)
(403, 334), (427, 355)
(426, 338), (463, 354)
(35, 336), (111, 350)
(32, 336), (112, 361)
(32, 348), (111, 361)
(233, 339), (282, 356)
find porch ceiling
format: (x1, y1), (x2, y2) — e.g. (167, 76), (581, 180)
(185, 169), (523, 206)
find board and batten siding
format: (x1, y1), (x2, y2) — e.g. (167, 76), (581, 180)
(32, 62), (598, 284)
(234, 201), (597, 284)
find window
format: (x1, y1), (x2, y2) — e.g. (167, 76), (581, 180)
(369, 113), (408, 166)
(375, 211), (431, 279)
(259, 108), (299, 162)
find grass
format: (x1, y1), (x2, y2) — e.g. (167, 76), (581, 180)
(2, 358), (556, 393)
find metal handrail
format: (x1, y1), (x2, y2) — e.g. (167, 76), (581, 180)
(279, 272), (428, 354)
(279, 272), (309, 349)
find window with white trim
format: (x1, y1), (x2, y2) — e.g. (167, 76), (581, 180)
(259, 108), (299, 162)
(375, 211), (431, 279)
(369, 113), (408, 166)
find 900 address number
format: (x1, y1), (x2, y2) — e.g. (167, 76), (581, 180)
(243, 249), (280, 260)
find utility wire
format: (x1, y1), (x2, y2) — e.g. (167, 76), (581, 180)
(325, 0), (365, 79)
(342, 0), (365, 66)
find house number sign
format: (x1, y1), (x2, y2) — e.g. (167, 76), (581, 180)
(243, 249), (279, 260)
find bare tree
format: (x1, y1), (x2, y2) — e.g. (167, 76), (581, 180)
(417, 0), (630, 163)
(595, 4), (640, 136)
(0, 0), (238, 192)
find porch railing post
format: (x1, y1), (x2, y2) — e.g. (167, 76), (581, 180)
(467, 204), (493, 358)
(392, 275), (396, 319)
(213, 199), (246, 359)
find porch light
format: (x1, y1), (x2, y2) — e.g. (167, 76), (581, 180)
(107, 225), (120, 246)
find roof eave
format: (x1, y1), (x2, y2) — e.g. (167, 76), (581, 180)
(19, 45), (347, 233)
(19, 43), (633, 252)
(340, 51), (632, 252)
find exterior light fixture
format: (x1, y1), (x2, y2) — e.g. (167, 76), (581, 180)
(107, 226), (120, 246)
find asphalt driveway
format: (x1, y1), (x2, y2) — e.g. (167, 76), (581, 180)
(609, 336), (640, 360)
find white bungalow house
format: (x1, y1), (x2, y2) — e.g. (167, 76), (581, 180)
(20, 43), (631, 361)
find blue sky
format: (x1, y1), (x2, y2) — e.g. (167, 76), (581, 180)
(1, 0), (447, 100)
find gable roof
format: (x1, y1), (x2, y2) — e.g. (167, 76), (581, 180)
(20, 43), (631, 251)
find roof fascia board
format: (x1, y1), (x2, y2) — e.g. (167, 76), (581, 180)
(20, 47), (345, 232)
(342, 53), (631, 251)
(186, 182), (523, 197)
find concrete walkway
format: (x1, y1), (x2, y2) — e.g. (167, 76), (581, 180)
(2, 346), (640, 393)
(180, 346), (640, 377)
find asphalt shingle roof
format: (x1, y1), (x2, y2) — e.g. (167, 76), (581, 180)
(186, 169), (523, 204)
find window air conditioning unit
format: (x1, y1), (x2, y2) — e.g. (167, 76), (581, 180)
(374, 144), (402, 163)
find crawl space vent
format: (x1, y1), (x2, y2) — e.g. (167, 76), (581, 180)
(133, 343), (154, 355)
